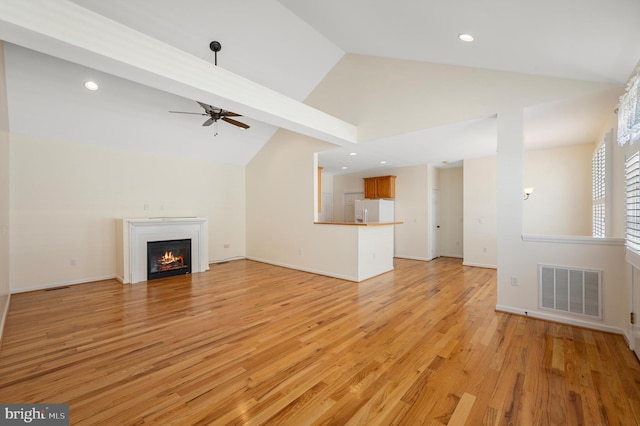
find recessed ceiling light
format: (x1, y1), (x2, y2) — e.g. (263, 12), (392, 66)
(458, 34), (474, 42)
(349, 152), (357, 156)
(379, 161), (387, 164)
(84, 81), (99, 91)
(341, 166), (348, 170)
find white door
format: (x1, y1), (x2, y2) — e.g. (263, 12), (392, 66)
(344, 192), (364, 222)
(431, 188), (440, 259)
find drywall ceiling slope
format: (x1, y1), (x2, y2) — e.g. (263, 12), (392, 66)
(308, 54), (620, 142)
(313, 54), (622, 174)
(0, 0), (356, 148)
(67, 0), (344, 103)
(278, 0), (640, 84)
(4, 44), (273, 165)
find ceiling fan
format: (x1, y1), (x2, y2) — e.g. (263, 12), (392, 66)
(169, 101), (250, 133)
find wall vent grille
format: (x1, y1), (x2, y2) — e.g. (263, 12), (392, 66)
(539, 265), (602, 319)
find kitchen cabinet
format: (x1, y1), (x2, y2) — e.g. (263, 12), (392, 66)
(364, 175), (396, 199)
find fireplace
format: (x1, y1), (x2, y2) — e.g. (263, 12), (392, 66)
(116, 217), (208, 284)
(147, 239), (192, 280)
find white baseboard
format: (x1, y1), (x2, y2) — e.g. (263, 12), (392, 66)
(246, 256), (358, 282)
(0, 293), (10, 347)
(495, 304), (626, 336)
(438, 253), (464, 259)
(209, 256), (246, 264)
(11, 274), (117, 294)
(394, 254), (432, 262)
(463, 261), (497, 269)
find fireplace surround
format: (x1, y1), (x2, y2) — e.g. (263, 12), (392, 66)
(116, 217), (209, 284)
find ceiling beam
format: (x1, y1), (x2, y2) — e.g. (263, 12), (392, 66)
(0, 0), (357, 146)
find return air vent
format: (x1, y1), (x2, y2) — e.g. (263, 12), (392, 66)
(539, 265), (602, 319)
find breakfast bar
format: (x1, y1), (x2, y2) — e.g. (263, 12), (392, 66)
(313, 221), (402, 281)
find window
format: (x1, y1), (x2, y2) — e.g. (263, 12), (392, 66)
(592, 143), (606, 237)
(618, 66), (640, 146)
(626, 151), (640, 252)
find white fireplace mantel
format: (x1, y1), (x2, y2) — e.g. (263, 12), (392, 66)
(116, 217), (209, 284)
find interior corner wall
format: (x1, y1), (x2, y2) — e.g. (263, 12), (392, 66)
(438, 167), (463, 258)
(426, 164), (439, 260)
(0, 41), (11, 340)
(9, 134), (246, 292)
(463, 156), (497, 268)
(396, 165), (430, 260)
(245, 129), (361, 280)
(523, 143), (594, 235)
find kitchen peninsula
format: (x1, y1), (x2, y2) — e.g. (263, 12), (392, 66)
(314, 220), (402, 282)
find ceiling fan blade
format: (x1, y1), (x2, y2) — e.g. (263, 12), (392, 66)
(222, 117), (250, 129)
(222, 110), (242, 117)
(196, 101), (216, 113)
(169, 111), (207, 115)
(202, 118), (215, 126)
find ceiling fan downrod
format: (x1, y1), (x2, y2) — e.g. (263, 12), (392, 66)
(209, 41), (221, 66)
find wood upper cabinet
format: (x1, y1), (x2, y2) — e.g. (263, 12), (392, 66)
(364, 175), (396, 199)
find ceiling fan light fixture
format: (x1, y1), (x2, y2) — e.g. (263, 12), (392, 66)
(458, 34), (474, 42)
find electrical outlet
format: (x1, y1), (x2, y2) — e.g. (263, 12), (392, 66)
(511, 276), (519, 286)
(70, 259), (77, 266)
(223, 243), (230, 248)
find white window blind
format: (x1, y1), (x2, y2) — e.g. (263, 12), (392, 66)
(592, 144), (606, 237)
(593, 204), (605, 238)
(626, 152), (640, 252)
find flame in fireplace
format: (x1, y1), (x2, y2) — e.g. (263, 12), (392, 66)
(162, 251), (175, 263)
(155, 251), (185, 271)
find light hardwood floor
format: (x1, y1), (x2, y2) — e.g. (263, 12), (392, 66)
(0, 258), (639, 425)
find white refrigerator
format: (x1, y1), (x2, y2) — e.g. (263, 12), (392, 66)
(354, 199), (394, 223)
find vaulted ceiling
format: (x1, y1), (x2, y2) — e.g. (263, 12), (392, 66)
(2, 0), (639, 173)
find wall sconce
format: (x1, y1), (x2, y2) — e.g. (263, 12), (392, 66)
(524, 187), (535, 200)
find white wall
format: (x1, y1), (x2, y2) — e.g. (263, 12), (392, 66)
(463, 156), (498, 268)
(523, 143), (593, 235)
(9, 134), (246, 292)
(438, 167), (463, 258)
(246, 129), (363, 280)
(464, 142), (603, 268)
(495, 109), (627, 335)
(0, 42), (10, 340)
